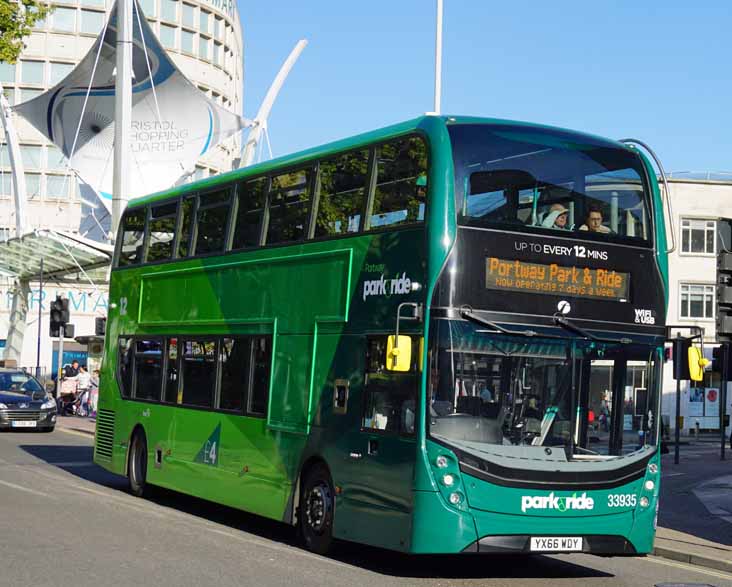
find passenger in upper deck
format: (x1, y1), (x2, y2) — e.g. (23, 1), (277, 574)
(579, 205), (612, 233)
(541, 203), (570, 230)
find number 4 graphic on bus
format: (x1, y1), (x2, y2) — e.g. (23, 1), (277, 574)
(195, 423), (221, 467)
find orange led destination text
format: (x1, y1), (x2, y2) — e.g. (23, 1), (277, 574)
(485, 257), (629, 301)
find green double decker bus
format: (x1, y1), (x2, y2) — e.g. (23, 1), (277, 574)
(95, 115), (668, 556)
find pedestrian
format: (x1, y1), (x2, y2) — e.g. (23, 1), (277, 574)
(77, 365), (92, 416)
(64, 360), (80, 378)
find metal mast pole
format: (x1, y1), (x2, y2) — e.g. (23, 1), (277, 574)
(721, 343), (728, 461)
(240, 40), (307, 168)
(112, 0), (133, 241)
(36, 258), (43, 377)
(0, 84), (27, 236)
(433, 0), (443, 114)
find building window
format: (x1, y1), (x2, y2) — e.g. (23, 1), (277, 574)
(199, 10), (210, 34)
(681, 218), (715, 255)
(680, 283), (715, 319)
(181, 2), (195, 27)
(49, 62), (74, 86)
(25, 173), (42, 200)
(199, 37), (209, 60)
(139, 0), (156, 16)
(80, 0), (106, 7)
(0, 63), (15, 84)
(159, 24), (177, 49)
(213, 42), (222, 66)
(52, 7), (77, 32)
(0, 172), (12, 197)
(47, 145), (68, 170)
(214, 17), (223, 40)
(181, 30), (194, 54)
(20, 145), (42, 168)
(80, 10), (105, 34)
(20, 60), (44, 85)
(20, 88), (43, 102)
(160, 0), (177, 22)
(46, 175), (69, 199)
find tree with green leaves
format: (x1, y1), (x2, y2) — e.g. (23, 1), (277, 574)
(0, 0), (52, 64)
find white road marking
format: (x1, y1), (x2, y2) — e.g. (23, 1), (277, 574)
(0, 478), (52, 498)
(663, 472), (685, 477)
(646, 554), (732, 580)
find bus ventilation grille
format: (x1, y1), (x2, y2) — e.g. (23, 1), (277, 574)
(95, 409), (115, 462)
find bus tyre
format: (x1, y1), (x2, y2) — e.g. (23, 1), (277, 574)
(299, 464), (335, 555)
(128, 431), (149, 498)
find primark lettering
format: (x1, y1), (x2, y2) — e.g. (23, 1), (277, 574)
(1, 287), (108, 315)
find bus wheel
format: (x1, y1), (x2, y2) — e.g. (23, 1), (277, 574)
(128, 431), (148, 498)
(299, 464), (334, 555)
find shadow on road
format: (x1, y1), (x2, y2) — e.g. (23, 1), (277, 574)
(19, 441), (612, 580)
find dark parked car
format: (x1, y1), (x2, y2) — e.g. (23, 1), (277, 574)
(0, 369), (56, 432)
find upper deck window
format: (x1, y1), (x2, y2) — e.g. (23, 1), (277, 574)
(449, 124), (651, 244)
(146, 202), (178, 262)
(118, 208), (146, 266)
(266, 168), (312, 245)
(315, 149), (369, 237)
(233, 177), (268, 249)
(367, 136), (427, 230)
(195, 188), (232, 255)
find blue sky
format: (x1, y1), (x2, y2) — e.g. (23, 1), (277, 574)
(238, 1), (730, 173)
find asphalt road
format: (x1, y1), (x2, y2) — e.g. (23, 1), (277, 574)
(1, 429), (731, 587)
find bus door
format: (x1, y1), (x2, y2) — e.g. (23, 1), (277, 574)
(338, 336), (418, 551)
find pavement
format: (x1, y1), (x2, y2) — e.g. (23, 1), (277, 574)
(56, 413), (96, 436)
(54, 416), (732, 577)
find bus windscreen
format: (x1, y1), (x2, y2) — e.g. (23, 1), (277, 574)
(448, 124), (651, 244)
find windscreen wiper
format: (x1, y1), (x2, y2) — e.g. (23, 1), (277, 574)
(553, 314), (631, 345)
(460, 308), (561, 339)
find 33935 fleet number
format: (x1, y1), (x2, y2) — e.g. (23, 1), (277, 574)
(607, 494), (637, 508)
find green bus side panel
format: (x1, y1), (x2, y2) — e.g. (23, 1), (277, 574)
(269, 334), (315, 433)
(137, 249), (353, 332)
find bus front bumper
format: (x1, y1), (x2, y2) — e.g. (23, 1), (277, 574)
(461, 534), (637, 555)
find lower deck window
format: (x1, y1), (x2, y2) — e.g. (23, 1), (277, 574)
(116, 334), (272, 417)
(181, 339), (217, 408)
(134, 339), (163, 401)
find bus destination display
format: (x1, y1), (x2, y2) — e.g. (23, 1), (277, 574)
(485, 257), (630, 301)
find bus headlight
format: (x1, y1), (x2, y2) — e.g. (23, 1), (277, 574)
(435, 455), (448, 469)
(442, 474), (455, 487)
(640, 496), (650, 508)
(449, 492), (463, 505)
(648, 463), (658, 474)
(644, 480), (655, 491)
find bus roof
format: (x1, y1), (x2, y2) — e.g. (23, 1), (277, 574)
(126, 115), (636, 209)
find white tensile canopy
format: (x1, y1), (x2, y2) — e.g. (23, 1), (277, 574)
(14, 0), (248, 208)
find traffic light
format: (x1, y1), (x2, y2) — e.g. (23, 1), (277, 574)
(712, 344), (732, 379)
(716, 218), (732, 341)
(49, 295), (70, 337)
(95, 317), (106, 336)
(671, 338), (691, 380)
